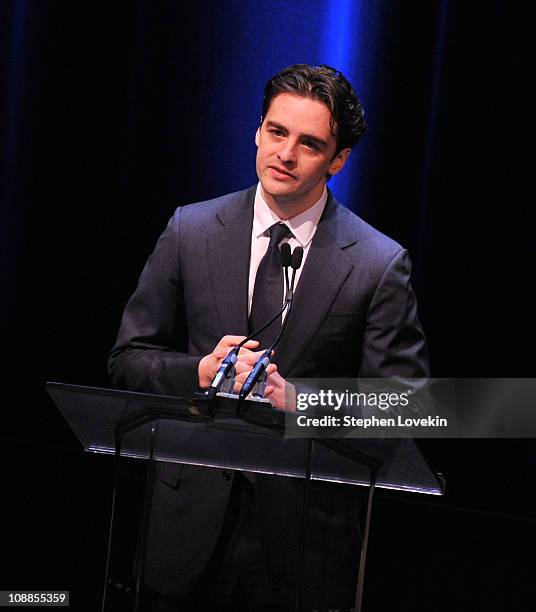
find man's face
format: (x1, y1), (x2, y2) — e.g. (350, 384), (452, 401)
(255, 92), (351, 218)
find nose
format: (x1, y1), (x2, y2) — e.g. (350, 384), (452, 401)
(277, 139), (297, 166)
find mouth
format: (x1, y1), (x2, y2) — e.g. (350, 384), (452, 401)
(268, 166), (296, 180)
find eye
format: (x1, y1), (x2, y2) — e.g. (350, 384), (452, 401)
(269, 128), (285, 137)
(302, 140), (320, 151)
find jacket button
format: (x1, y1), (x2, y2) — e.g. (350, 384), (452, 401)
(222, 470), (232, 481)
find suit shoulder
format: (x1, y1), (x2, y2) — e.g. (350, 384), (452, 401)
(169, 186), (255, 228)
(332, 201), (405, 260)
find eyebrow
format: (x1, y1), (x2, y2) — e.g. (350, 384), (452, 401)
(266, 121), (329, 150)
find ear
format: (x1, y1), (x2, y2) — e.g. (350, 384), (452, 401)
(255, 127), (260, 147)
(328, 148), (351, 176)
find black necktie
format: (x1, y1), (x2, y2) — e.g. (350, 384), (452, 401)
(249, 223), (292, 348)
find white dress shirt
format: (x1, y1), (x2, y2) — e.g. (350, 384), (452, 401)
(248, 183), (328, 317)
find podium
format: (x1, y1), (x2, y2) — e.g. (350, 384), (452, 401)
(47, 382), (444, 611)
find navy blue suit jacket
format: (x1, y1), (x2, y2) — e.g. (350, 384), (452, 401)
(108, 185), (429, 602)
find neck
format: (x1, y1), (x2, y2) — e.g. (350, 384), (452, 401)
(260, 186), (324, 220)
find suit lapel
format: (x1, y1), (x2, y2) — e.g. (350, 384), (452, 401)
(275, 195), (357, 376)
(206, 188), (358, 372)
(207, 187), (255, 337)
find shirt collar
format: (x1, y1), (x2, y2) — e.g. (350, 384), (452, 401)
(253, 183), (328, 248)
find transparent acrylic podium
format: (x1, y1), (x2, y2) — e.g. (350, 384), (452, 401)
(47, 382), (444, 612)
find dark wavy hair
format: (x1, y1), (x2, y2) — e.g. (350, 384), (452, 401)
(261, 64), (368, 156)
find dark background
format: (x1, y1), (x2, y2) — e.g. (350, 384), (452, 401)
(1, 1), (535, 610)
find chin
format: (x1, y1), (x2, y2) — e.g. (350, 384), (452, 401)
(261, 178), (296, 197)
(266, 190), (298, 205)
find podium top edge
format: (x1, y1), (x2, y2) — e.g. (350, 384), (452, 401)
(45, 381), (192, 404)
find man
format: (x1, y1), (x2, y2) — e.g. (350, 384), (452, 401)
(109, 64), (429, 610)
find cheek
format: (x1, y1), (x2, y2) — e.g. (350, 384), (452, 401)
(257, 142), (272, 161)
(256, 141), (270, 160)
(301, 161), (329, 182)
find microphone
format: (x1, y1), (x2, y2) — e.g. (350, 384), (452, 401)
(206, 242), (293, 399)
(238, 349), (272, 401)
(291, 246), (303, 269)
(280, 242), (292, 267)
(280, 242), (291, 297)
(238, 244), (304, 402)
(287, 246), (303, 300)
(206, 347), (239, 400)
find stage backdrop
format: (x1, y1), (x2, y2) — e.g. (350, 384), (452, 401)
(1, 2), (535, 609)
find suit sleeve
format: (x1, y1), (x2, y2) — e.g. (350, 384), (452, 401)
(358, 248), (430, 379)
(108, 207), (202, 397)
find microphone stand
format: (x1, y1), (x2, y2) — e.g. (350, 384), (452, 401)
(238, 247), (303, 403)
(202, 243), (295, 401)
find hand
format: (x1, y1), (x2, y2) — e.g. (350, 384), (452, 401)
(233, 360), (278, 395)
(232, 347), (296, 410)
(263, 365), (297, 412)
(198, 335), (261, 389)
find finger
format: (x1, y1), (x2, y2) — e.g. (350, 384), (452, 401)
(237, 349), (271, 364)
(264, 386), (274, 397)
(214, 337), (259, 360)
(212, 348), (228, 360)
(254, 348), (275, 357)
(237, 353), (263, 367)
(234, 362), (253, 375)
(234, 372), (249, 385)
(221, 336), (259, 349)
(233, 374), (249, 394)
(241, 340), (260, 349)
(237, 345), (261, 358)
(266, 364), (277, 376)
